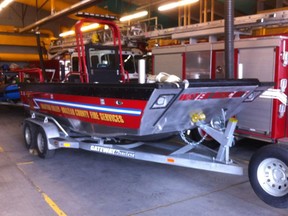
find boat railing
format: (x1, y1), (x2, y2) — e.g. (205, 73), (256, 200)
(74, 14), (127, 84)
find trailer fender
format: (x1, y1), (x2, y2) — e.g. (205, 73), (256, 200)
(24, 118), (60, 150)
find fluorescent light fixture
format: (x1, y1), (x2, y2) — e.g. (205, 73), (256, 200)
(0, 0), (13, 10)
(59, 23), (100, 37)
(59, 30), (75, 37)
(81, 23), (100, 32)
(158, 0), (199, 11)
(120, 10), (148, 22)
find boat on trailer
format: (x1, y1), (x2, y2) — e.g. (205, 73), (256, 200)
(19, 13), (269, 140)
(20, 13), (288, 209)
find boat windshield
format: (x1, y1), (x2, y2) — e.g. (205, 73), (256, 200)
(71, 49), (143, 75)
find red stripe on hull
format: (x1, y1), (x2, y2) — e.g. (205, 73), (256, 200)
(26, 92), (148, 129)
(178, 91), (248, 101)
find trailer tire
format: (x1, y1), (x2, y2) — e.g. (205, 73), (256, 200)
(249, 144), (288, 208)
(185, 128), (219, 149)
(23, 122), (35, 149)
(35, 127), (55, 159)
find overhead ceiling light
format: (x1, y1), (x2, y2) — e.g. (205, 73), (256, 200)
(59, 30), (75, 37)
(0, 0), (13, 10)
(120, 10), (148, 22)
(81, 23), (100, 32)
(158, 0), (199, 11)
(59, 23), (100, 37)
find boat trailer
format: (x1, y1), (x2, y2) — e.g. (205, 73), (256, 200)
(24, 111), (242, 175)
(23, 109), (288, 209)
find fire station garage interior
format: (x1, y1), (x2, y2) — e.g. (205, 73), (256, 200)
(1, 0), (288, 215)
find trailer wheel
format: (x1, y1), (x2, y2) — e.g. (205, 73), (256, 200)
(23, 122), (35, 149)
(35, 127), (55, 159)
(185, 128), (218, 149)
(249, 144), (288, 208)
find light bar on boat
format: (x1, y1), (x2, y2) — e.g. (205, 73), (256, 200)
(76, 12), (118, 20)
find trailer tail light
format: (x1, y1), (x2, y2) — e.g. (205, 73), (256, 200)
(63, 143), (71, 147)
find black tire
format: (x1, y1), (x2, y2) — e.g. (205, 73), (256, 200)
(35, 127), (55, 159)
(23, 122), (35, 149)
(185, 128), (219, 149)
(248, 144), (288, 208)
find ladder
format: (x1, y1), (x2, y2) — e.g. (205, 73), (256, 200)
(49, 10), (288, 56)
(136, 9), (288, 41)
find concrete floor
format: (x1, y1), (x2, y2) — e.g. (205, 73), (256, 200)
(0, 106), (287, 216)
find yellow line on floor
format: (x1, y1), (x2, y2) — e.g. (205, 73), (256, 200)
(17, 161), (34, 166)
(42, 192), (67, 216)
(0, 146), (4, 153)
(16, 159), (67, 215)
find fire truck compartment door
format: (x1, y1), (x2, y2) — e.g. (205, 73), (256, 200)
(154, 53), (183, 78)
(236, 47), (275, 135)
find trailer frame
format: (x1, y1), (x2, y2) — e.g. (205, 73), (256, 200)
(23, 111), (243, 175)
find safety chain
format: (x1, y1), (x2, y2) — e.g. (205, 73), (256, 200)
(179, 130), (208, 146)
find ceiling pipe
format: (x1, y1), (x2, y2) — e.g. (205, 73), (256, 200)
(18, 0), (101, 33)
(0, 53), (41, 61)
(224, 0), (234, 79)
(51, 0), (55, 14)
(35, 31), (47, 81)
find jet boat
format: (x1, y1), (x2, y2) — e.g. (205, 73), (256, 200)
(20, 78), (269, 141)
